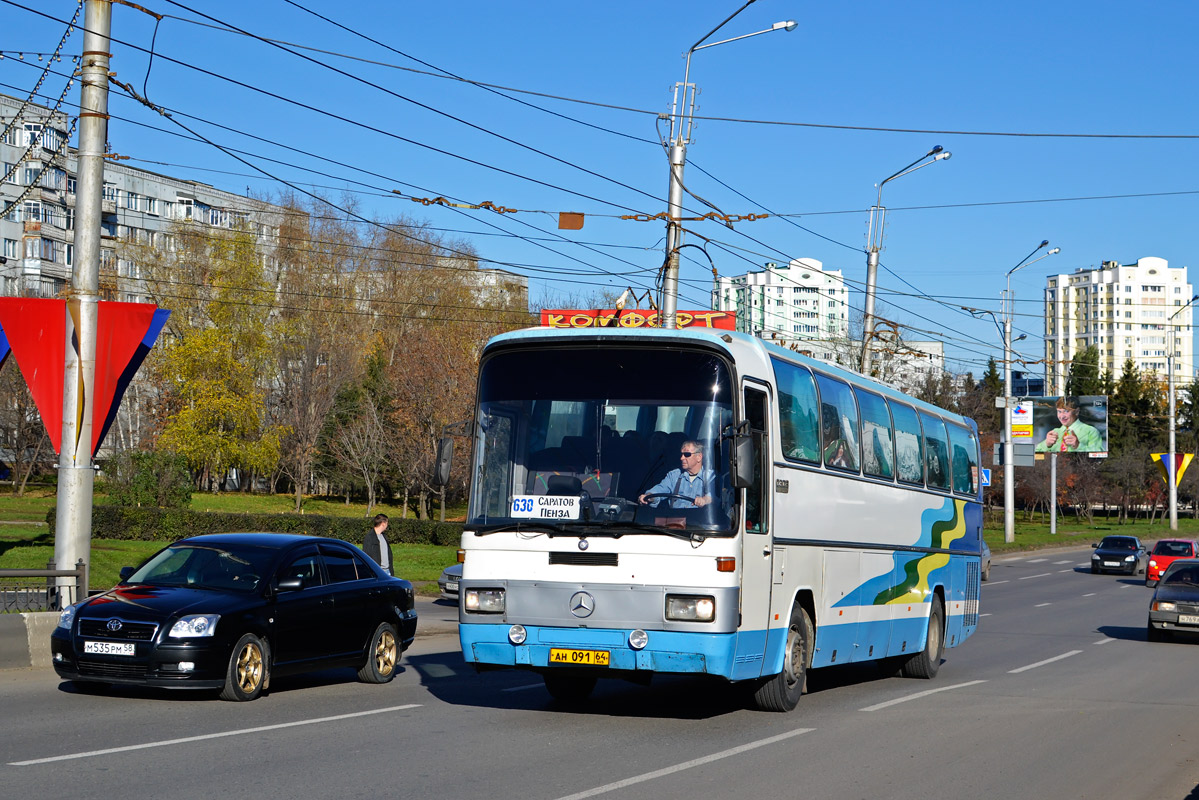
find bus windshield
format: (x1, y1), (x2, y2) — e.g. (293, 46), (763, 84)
(468, 346), (736, 535)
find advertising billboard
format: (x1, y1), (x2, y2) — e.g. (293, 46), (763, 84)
(1015, 395), (1109, 455)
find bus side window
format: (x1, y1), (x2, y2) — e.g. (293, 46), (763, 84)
(890, 402), (925, 485)
(947, 423), (979, 496)
(920, 412), (952, 491)
(854, 387), (894, 480)
(814, 374), (860, 473)
(770, 358), (819, 463)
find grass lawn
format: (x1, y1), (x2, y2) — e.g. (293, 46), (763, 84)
(0, 488), (460, 594)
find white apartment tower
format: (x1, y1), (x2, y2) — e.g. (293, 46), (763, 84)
(1044, 256), (1193, 394)
(712, 258), (849, 361)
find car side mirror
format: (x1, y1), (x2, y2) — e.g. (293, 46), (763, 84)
(276, 577), (304, 593)
(1092, 543), (1098, 548)
(119, 566), (135, 582)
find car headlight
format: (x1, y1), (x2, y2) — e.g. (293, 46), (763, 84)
(1154, 601), (1177, 612)
(57, 604), (78, 629)
(1091, 553), (1100, 560)
(464, 588), (505, 614)
(1125, 555), (1136, 562)
(169, 614), (220, 638)
(1149, 559), (1157, 567)
(665, 594), (716, 622)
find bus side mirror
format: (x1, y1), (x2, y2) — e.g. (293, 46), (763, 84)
(733, 435), (755, 490)
(433, 437), (453, 487)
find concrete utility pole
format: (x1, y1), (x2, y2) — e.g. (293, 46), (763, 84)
(661, 7), (795, 330)
(1167, 294), (1198, 531)
(54, 0), (111, 598)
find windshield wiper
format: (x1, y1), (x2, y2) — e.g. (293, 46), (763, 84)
(472, 521), (567, 536)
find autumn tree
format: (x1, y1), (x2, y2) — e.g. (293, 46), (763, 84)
(0, 363), (51, 495)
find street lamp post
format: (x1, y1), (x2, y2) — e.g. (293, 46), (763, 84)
(1167, 293), (1199, 530)
(860, 146), (951, 375)
(661, 7), (796, 330)
(1002, 242), (1059, 543)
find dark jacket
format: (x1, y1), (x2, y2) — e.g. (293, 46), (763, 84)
(363, 529), (393, 576)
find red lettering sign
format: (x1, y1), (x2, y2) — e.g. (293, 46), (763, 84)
(539, 309), (735, 330)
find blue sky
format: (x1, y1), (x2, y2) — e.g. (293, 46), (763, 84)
(3, 0), (1198, 378)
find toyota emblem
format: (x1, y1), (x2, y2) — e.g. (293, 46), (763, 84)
(569, 591), (595, 618)
(106, 619), (123, 633)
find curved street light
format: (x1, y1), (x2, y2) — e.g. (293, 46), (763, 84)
(661, 5), (798, 329)
(860, 146), (952, 374)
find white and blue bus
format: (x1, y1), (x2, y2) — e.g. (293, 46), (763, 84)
(446, 326), (983, 711)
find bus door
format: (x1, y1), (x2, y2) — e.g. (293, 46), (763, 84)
(733, 384), (774, 680)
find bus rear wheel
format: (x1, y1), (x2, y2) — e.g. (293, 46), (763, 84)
(753, 605), (812, 712)
(901, 596), (944, 679)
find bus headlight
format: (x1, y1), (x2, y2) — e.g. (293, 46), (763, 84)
(508, 624), (527, 645)
(465, 588), (506, 614)
(665, 595), (716, 622)
(628, 629), (649, 650)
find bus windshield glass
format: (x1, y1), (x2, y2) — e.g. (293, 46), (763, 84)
(468, 346), (736, 535)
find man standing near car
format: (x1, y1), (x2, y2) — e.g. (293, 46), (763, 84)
(363, 513), (393, 575)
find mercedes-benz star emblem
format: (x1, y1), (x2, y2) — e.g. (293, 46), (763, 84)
(106, 619), (122, 632)
(569, 591), (595, 618)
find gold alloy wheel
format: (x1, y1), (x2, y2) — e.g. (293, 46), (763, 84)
(236, 641), (264, 692)
(374, 629), (397, 676)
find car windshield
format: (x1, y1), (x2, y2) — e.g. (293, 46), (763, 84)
(126, 543), (275, 592)
(1154, 541), (1194, 557)
(1162, 565), (1199, 586)
(468, 346), (735, 536)
(1099, 538), (1136, 550)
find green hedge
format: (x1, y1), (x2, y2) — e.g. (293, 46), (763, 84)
(45, 507), (463, 547)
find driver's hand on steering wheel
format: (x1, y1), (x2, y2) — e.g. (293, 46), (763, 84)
(693, 494), (710, 507)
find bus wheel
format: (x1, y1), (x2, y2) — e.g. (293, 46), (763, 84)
(901, 596), (944, 679)
(753, 606), (812, 712)
(543, 673), (596, 703)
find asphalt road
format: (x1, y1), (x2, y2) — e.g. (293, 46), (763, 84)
(3, 546), (1197, 800)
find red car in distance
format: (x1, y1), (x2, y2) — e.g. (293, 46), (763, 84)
(1147, 539), (1199, 587)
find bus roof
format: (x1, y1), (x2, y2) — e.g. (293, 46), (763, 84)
(484, 326), (977, 431)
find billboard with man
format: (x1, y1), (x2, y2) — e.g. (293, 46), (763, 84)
(1027, 395), (1109, 454)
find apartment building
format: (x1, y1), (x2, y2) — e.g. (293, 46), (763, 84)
(1044, 256), (1193, 394)
(712, 258), (850, 362)
(1, 93), (281, 301)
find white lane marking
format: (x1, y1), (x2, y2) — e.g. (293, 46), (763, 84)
(1057, 569), (1074, 573)
(1027, 558), (1049, 563)
(9, 704), (422, 766)
(1083, 592), (1096, 597)
(553, 728), (814, 800)
(1053, 560), (1074, 565)
(982, 580), (1010, 586)
(980, 613), (992, 617)
(1121, 584), (1134, 590)
(1008, 650), (1083, 673)
(1019, 573), (1053, 580)
(859, 680), (988, 712)
(1094, 638), (1114, 645)
(502, 683), (545, 693)
(1035, 603), (1052, 607)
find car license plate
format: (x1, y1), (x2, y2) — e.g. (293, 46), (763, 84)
(83, 640), (135, 656)
(549, 648), (610, 666)
(1103, 561), (1120, 567)
(446, 581), (459, 591)
(1178, 614), (1199, 626)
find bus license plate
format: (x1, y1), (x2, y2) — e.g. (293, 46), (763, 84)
(549, 648), (610, 667)
(84, 641), (135, 656)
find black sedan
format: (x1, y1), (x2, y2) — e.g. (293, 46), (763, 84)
(51, 533), (418, 701)
(1147, 559), (1199, 642)
(1090, 535), (1149, 575)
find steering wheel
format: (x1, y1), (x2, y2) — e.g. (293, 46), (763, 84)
(641, 492), (696, 507)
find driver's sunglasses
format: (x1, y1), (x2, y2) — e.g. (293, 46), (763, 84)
(680, 451), (695, 458)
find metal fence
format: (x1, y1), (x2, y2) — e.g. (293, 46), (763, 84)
(0, 561), (86, 613)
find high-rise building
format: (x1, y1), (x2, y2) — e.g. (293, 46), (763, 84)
(711, 258), (849, 362)
(1044, 256), (1193, 394)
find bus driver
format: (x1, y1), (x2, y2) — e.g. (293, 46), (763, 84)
(639, 440), (714, 508)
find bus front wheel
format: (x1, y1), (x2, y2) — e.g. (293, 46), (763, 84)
(901, 596), (944, 679)
(752, 605), (812, 712)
